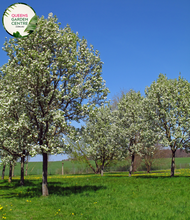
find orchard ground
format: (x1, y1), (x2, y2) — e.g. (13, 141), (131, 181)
(0, 166), (190, 219)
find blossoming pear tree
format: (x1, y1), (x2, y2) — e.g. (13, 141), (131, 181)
(82, 104), (122, 176)
(0, 150), (17, 182)
(117, 90), (155, 176)
(1, 13), (109, 195)
(144, 73), (190, 177)
(0, 76), (36, 185)
(138, 123), (159, 173)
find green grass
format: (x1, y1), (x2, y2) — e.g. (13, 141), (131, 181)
(0, 169), (190, 219)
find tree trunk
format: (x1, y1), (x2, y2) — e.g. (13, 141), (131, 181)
(101, 165), (104, 177)
(171, 149), (176, 177)
(146, 164), (150, 173)
(20, 154), (25, 186)
(25, 156), (29, 176)
(129, 153), (135, 177)
(8, 164), (12, 183)
(1, 164), (6, 180)
(95, 161), (101, 174)
(95, 167), (101, 174)
(42, 153), (49, 196)
(12, 164), (14, 177)
(145, 160), (151, 173)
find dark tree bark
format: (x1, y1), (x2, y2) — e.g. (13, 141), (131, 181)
(100, 159), (105, 177)
(144, 156), (152, 173)
(171, 149), (176, 177)
(129, 153), (135, 177)
(146, 164), (151, 173)
(95, 167), (101, 174)
(1, 164), (6, 180)
(95, 160), (101, 174)
(8, 164), (12, 183)
(20, 152), (25, 186)
(25, 156), (29, 176)
(42, 153), (49, 196)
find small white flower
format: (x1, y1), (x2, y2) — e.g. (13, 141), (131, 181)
(48, 12), (53, 18)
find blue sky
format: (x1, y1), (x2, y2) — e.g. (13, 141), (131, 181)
(0, 0), (190, 161)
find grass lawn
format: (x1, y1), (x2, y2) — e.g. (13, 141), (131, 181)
(0, 169), (190, 219)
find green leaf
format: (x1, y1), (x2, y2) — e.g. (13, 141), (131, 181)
(29, 15), (38, 24)
(13, 31), (22, 38)
(24, 15), (38, 33)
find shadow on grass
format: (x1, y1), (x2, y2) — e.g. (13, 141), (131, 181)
(0, 179), (106, 199)
(49, 183), (106, 196)
(105, 173), (190, 178)
(133, 175), (190, 178)
(0, 179), (40, 189)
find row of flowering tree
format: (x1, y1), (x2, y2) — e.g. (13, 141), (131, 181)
(73, 90), (159, 177)
(71, 74), (190, 178)
(1, 14), (190, 197)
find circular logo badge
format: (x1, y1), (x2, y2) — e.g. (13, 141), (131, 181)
(2, 3), (37, 38)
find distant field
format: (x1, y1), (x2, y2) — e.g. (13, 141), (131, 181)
(0, 160), (95, 177)
(152, 157), (190, 170)
(1, 157), (190, 177)
(1, 169), (190, 219)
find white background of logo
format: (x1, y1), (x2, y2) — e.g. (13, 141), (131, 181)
(3, 3), (36, 37)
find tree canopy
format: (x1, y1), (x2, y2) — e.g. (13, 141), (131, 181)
(0, 14), (109, 195)
(82, 104), (122, 176)
(144, 73), (190, 176)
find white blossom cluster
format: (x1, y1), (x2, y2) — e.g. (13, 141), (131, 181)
(117, 90), (146, 156)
